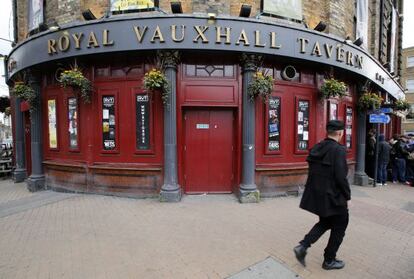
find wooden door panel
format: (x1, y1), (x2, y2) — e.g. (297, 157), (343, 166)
(185, 109), (234, 193)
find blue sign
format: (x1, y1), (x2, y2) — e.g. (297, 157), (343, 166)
(369, 114), (391, 124)
(379, 107), (393, 113)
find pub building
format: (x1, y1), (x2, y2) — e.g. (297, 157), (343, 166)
(5, 0), (405, 202)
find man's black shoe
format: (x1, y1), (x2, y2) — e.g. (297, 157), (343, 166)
(322, 259), (345, 270)
(293, 245), (307, 267)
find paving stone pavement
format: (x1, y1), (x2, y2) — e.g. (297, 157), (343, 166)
(0, 180), (413, 279)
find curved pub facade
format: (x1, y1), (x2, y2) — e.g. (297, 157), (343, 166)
(6, 0), (404, 202)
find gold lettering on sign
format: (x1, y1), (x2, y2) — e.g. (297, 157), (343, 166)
(324, 44), (333, 58)
(298, 37), (309, 53)
(336, 45), (345, 62)
(58, 34), (70, 52)
(133, 26), (148, 43)
(255, 31), (265, 47)
(87, 32), (99, 48)
(71, 33), (83, 49)
(48, 39), (57, 54)
(151, 26), (165, 43)
(311, 41), (322, 56)
(235, 29), (249, 46)
(346, 51), (353, 66)
(193, 26), (209, 43)
(215, 27), (231, 44)
(171, 25), (185, 42)
(103, 29), (114, 46)
(270, 32), (281, 49)
(355, 55), (363, 68)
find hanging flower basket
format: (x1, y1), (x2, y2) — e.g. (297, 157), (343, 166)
(11, 82), (37, 112)
(358, 92), (383, 111)
(319, 78), (347, 99)
(248, 71), (274, 102)
(59, 67), (93, 104)
(394, 99), (410, 111)
(143, 68), (169, 105)
(0, 96), (10, 113)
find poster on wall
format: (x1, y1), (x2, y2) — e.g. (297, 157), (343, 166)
(297, 100), (309, 150)
(329, 102), (338, 120)
(268, 97), (281, 151)
(346, 107), (353, 149)
(28, 0), (44, 31)
(262, 0), (302, 21)
(102, 96), (116, 150)
(136, 94), (150, 150)
(48, 99), (57, 149)
(111, 0), (155, 12)
(68, 98), (78, 149)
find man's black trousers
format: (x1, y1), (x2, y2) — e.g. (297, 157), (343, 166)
(300, 211), (349, 261)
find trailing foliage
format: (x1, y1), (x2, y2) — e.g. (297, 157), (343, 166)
(11, 83), (37, 112)
(320, 78), (347, 99)
(59, 68), (93, 104)
(358, 92), (383, 111)
(248, 71), (274, 102)
(394, 99), (410, 111)
(143, 68), (169, 105)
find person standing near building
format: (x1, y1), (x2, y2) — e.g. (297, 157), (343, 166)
(377, 134), (391, 186)
(294, 120), (351, 270)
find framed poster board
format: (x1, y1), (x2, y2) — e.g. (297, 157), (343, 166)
(297, 100), (309, 151)
(48, 99), (58, 149)
(346, 107), (353, 149)
(102, 96), (116, 151)
(267, 96), (281, 152)
(111, 0), (157, 13)
(136, 94), (150, 150)
(68, 97), (78, 150)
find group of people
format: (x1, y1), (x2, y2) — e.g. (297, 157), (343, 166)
(366, 129), (414, 186)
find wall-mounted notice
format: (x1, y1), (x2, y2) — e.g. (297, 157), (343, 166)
(297, 100), (309, 150)
(68, 97), (78, 149)
(102, 96), (116, 150)
(268, 97), (281, 151)
(48, 99), (57, 149)
(136, 94), (150, 150)
(346, 107), (353, 149)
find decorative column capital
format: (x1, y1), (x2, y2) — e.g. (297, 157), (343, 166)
(158, 50), (180, 70)
(26, 70), (42, 85)
(240, 53), (263, 73)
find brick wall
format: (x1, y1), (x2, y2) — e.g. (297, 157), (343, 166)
(16, 0), (27, 41)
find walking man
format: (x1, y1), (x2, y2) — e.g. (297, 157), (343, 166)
(294, 120), (351, 270)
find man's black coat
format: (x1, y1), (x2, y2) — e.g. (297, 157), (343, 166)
(300, 138), (351, 217)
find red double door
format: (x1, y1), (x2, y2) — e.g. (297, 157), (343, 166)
(184, 109), (234, 193)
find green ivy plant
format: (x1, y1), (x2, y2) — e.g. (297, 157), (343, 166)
(394, 99), (410, 111)
(59, 67), (93, 104)
(358, 92), (383, 111)
(248, 71), (274, 102)
(320, 78), (347, 99)
(143, 68), (170, 105)
(11, 82), (37, 112)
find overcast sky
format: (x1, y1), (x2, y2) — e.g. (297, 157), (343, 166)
(0, 0), (413, 96)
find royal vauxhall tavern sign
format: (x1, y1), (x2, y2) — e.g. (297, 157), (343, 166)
(6, 15), (403, 99)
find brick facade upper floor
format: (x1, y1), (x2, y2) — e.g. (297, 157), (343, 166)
(15, 0), (403, 76)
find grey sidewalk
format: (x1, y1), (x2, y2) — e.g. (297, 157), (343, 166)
(0, 179), (413, 279)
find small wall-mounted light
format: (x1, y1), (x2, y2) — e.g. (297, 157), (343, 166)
(82, 9), (97, 20)
(239, 4), (251, 18)
(208, 13), (216, 20)
(313, 21), (327, 32)
(171, 2), (183, 14)
(353, 37), (364, 46)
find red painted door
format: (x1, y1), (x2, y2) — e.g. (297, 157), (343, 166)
(184, 109), (234, 193)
